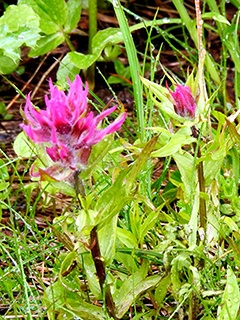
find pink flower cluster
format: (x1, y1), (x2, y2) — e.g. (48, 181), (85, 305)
(166, 83), (196, 120)
(20, 75), (126, 179)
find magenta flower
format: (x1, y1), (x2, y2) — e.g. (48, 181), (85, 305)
(20, 75), (126, 180)
(166, 83), (196, 120)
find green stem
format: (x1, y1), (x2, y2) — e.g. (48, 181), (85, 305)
(64, 33), (76, 52)
(87, 0), (97, 90)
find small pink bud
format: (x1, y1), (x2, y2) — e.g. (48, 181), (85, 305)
(166, 83), (196, 120)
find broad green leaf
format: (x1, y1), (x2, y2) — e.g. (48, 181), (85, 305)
(0, 55), (19, 75)
(151, 134), (196, 158)
(57, 54), (81, 89)
(80, 250), (102, 299)
(57, 52), (96, 83)
(44, 279), (104, 320)
(115, 250), (138, 273)
(117, 227), (138, 248)
(0, 4), (40, 47)
(0, 180), (9, 192)
(44, 280), (66, 315)
(204, 156), (224, 185)
(19, 0), (67, 34)
(64, 298), (105, 320)
(126, 136), (158, 194)
(171, 253), (191, 296)
(13, 131), (35, 158)
(96, 168), (129, 229)
(57, 18), (181, 80)
(218, 267), (240, 320)
(59, 252), (82, 292)
(44, 280), (81, 314)
(0, 4), (40, 73)
(99, 215), (118, 266)
(115, 274), (160, 318)
(0, 159), (9, 180)
(28, 32), (65, 57)
(222, 216), (239, 233)
(173, 151), (195, 201)
(64, 0), (82, 33)
(154, 274), (171, 305)
(69, 51), (97, 69)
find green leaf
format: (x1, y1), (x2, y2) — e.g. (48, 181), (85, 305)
(117, 227), (138, 248)
(126, 136), (158, 194)
(57, 18), (182, 79)
(0, 4), (40, 74)
(202, 12), (230, 25)
(69, 51), (97, 69)
(151, 134), (196, 158)
(80, 133), (115, 179)
(115, 271), (160, 318)
(139, 210), (159, 247)
(99, 215), (118, 266)
(171, 253), (191, 295)
(96, 168), (129, 229)
(0, 53), (19, 75)
(80, 251), (102, 299)
(223, 23), (240, 73)
(0, 159), (9, 181)
(18, 0), (67, 34)
(64, 0), (82, 33)
(28, 32), (65, 57)
(0, 4), (40, 47)
(44, 278), (104, 320)
(59, 252), (82, 292)
(0, 180), (9, 193)
(226, 117), (240, 146)
(203, 156), (224, 186)
(57, 54), (81, 89)
(65, 298), (105, 320)
(57, 52), (96, 82)
(139, 76), (184, 122)
(154, 274), (171, 306)
(218, 266), (240, 320)
(173, 151), (195, 201)
(13, 131), (35, 158)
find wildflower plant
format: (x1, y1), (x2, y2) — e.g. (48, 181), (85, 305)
(6, 0), (240, 319)
(19, 75), (126, 186)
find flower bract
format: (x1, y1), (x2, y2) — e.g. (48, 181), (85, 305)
(20, 75), (126, 180)
(166, 83), (196, 120)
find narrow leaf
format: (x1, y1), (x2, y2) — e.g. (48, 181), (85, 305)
(126, 136), (158, 194)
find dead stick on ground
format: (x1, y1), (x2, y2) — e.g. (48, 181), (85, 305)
(6, 53), (50, 110)
(31, 54), (64, 99)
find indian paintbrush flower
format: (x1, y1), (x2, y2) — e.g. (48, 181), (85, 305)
(20, 75), (126, 181)
(166, 83), (196, 120)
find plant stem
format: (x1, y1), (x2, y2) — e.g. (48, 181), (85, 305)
(73, 169), (86, 200)
(64, 33), (76, 52)
(189, 290), (198, 320)
(191, 126), (206, 234)
(87, 0), (97, 90)
(90, 226), (116, 319)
